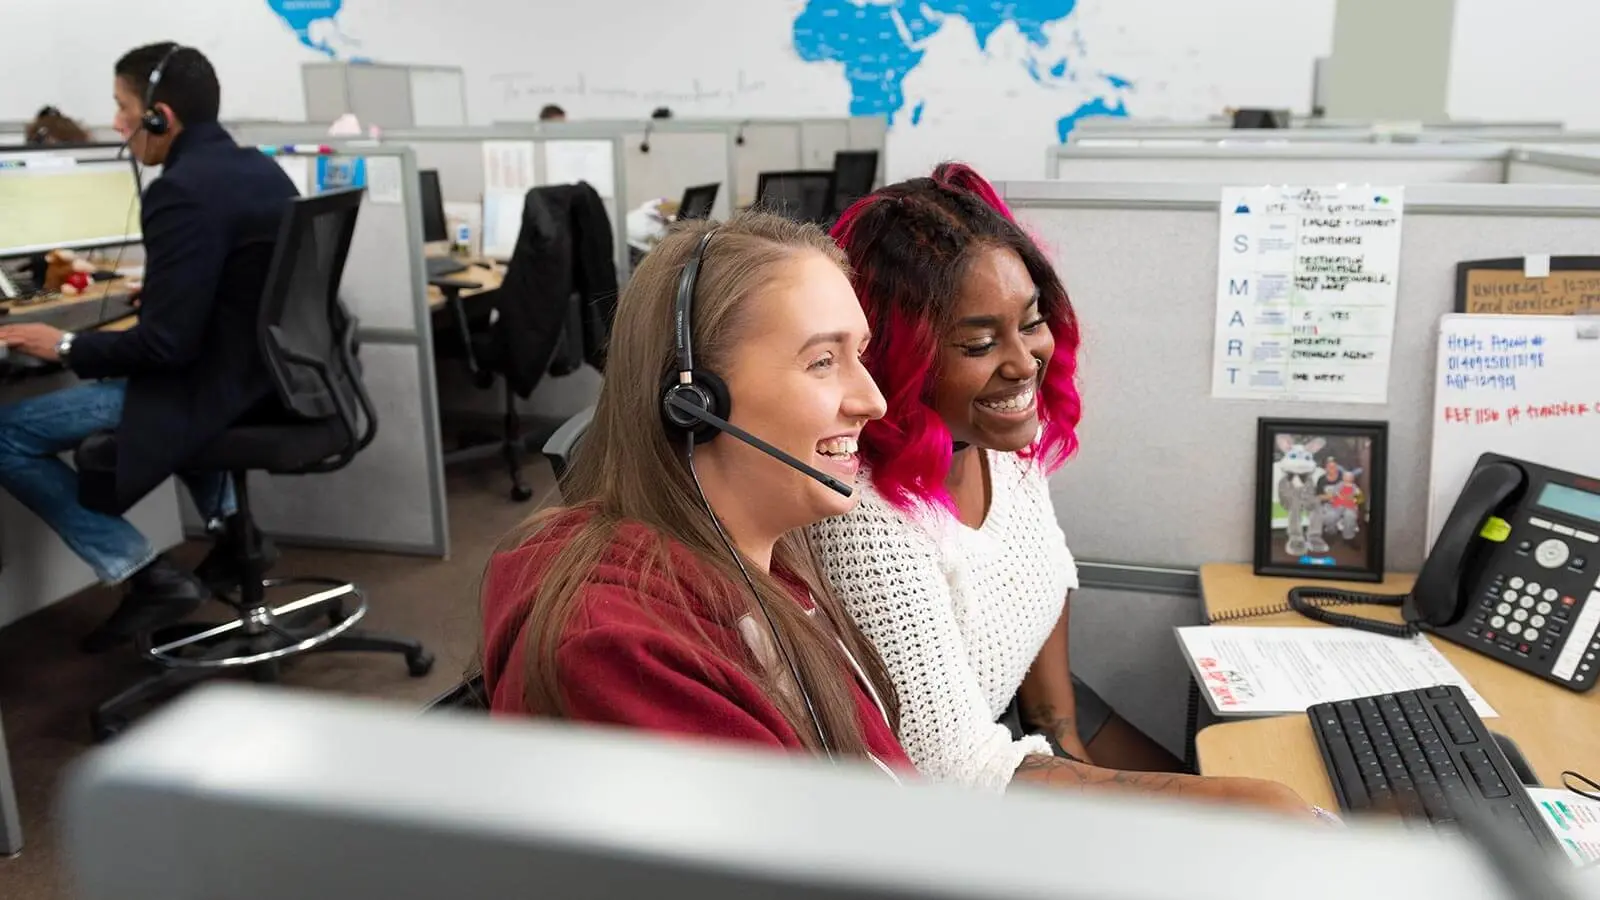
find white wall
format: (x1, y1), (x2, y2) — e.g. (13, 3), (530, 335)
(1448, 0), (1600, 128)
(2, 0), (1332, 181)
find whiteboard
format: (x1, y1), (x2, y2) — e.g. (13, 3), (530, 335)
(1427, 313), (1600, 550)
(408, 69), (468, 128)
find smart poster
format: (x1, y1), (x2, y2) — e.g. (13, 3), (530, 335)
(1211, 185), (1405, 404)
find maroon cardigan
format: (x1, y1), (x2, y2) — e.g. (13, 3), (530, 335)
(481, 511), (914, 774)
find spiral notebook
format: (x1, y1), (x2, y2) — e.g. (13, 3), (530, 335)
(1175, 625), (1496, 718)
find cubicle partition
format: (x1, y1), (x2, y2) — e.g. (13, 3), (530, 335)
(177, 145), (449, 558)
(303, 62), (468, 128)
(1504, 148), (1600, 184)
(991, 179), (1600, 751)
(1046, 143), (1511, 184)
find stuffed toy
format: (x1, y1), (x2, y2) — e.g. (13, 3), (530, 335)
(1275, 434), (1329, 557)
(43, 249), (93, 295)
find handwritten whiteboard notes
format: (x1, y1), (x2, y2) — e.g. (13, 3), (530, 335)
(1212, 185), (1405, 404)
(1427, 314), (1600, 551)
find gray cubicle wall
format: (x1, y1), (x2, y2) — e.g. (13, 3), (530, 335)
(1000, 180), (1600, 575)
(303, 62), (468, 128)
(615, 121), (736, 221)
(1504, 148), (1600, 184)
(378, 126), (630, 280)
(993, 180), (1600, 752)
(179, 146), (448, 557)
(1046, 143), (1511, 184)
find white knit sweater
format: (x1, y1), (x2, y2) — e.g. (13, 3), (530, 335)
(809, 450), (1078, 792)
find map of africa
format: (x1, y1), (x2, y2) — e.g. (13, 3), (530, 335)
(790, 0), (1130, 141)
(264, 0), (1129, 141)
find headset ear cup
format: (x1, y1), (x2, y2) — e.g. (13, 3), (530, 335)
(142, 110), (168, 136)
(660, 369), (730, 445)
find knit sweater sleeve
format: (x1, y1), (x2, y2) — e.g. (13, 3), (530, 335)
(809, 493), (1052, 792)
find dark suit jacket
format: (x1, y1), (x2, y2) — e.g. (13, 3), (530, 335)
(491, 182), (617, 397)
(69, 121), (298, 515)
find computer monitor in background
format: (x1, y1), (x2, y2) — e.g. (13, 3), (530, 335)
(418, 169), (449, 243)
(63, 685), (1560, 900)
(676, 182), (719, 221)
(0, 148), (141, 258)
(829, 150), (878, 217)
(754, 170), (834, 225)
(1231, 108), (1288, 129)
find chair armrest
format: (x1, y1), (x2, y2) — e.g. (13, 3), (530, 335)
(541, 405), (595, 481)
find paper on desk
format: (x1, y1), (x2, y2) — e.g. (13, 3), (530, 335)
(1176, 626), (1497, 718)
(1528, 787), (1600, 867)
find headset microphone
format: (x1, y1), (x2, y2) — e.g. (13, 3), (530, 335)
(664, 393), (854, 498)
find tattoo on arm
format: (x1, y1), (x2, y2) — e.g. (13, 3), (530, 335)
(1013, 755), (1201, 800)
(1020, 699), (1077, 746)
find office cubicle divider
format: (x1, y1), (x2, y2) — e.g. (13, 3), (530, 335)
(1046, 142), (1513, 184)
(995, 179), (1600, 579)
(302, 62), (468, 129)
(176, 145), (450, 558)
(1503, 148), (1600, 184)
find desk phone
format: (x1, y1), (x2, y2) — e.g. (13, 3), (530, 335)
(1290, 453), (1600, 693)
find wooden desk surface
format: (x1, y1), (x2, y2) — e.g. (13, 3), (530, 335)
(1, 277), (137, 332)
(425, 259), (503, 310)
(1194, 563), (1600, 808)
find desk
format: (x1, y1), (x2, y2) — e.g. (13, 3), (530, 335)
(425, 260), (502, 310)
(1193, 563), (1600, 809)
(0, 278), (137, 332)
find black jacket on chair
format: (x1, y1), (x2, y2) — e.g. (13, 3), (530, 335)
(491, 182), (618, 397)
(68, 121), (299, 515)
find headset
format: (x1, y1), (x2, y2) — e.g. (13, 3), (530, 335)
(660, 228), (836, 757)
(140, 43), (184, 137)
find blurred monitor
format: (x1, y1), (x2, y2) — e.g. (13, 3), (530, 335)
(61, 684), (1564, 900)
(754, 169), (833, 225)
(418, 169), (448, 243)
(0, 147), (140, 258)
(676, 182), (719, 221)
(829, 150), (878, 216)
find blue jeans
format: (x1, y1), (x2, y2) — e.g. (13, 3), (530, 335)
(0, 380), (236, 585)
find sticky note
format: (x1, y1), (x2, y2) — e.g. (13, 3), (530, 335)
(1525, 254), (1551, 278)
(1479, 516), (1512, 542)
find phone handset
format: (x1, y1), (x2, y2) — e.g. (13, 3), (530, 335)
(1287, 460), (1527, 636)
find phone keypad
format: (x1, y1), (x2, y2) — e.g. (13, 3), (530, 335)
(1467, 571), (1573, 664)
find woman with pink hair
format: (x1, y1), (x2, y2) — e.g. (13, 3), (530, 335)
(810, 163), (1312, 817)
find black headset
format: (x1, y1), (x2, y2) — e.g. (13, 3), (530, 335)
(659, 229), (834, 756)
(660, 230), (732, 443)
(140, 43), (184, 137)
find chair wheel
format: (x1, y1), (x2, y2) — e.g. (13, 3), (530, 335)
(510, 484), (533, 502)
(407, 650), (435, 677)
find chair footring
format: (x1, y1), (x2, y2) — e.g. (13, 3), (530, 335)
(144, 577), (364, 669)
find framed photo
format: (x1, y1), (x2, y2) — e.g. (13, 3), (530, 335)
(1253, 418), (1388, 582)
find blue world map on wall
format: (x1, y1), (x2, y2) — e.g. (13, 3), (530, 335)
(790, 0), (1131, 141)
(264, 0), (1128, 140)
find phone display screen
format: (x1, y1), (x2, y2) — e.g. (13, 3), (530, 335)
(1535, 482), (1600, 524)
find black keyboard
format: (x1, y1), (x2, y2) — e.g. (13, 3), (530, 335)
(426, 257), (468, 277)
(1309, 686), (1561, 855)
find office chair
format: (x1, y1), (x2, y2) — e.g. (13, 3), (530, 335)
(829, 150), (879, 217)
(79, 188), (435, 741)
(754, 170), (835, 225)
(432, 184), (616, 502)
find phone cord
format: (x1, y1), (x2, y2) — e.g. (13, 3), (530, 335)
(1287, 586), (1421, 638)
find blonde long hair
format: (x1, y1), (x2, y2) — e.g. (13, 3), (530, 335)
(502, 211), (901, 756)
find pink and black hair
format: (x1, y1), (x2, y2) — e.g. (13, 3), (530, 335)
(830, 162), (1082, 514)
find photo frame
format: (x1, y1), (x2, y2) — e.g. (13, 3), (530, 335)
(1253, 418), (1388, 582)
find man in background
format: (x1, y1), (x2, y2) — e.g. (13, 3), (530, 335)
(0, 43), (295, 651)
(539, 104), (566, 122)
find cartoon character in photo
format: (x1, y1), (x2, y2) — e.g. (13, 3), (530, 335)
(1275, 434), (1329, 557)
(1324, 468), (1365, 541)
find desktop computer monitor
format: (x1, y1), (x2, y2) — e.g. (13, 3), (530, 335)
(676, 182), (719, 221)
(830, 150), (879, 216)
(755, 170), (834, 225)
(0, 147), (141, 258)
(62, 684), (1565, 900)
(418, 169), (449, 243)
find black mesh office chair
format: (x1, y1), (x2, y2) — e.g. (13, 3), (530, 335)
(754, 170), (835, 225)
(83, 187), (434, 741)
